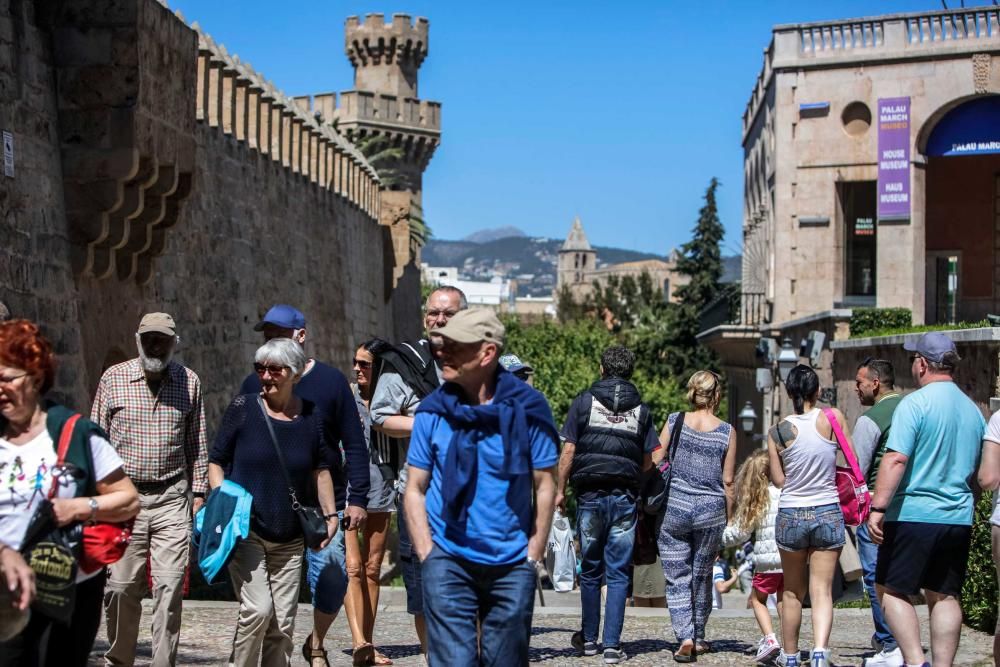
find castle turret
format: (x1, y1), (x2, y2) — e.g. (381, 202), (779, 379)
(557, 217), (598, 298)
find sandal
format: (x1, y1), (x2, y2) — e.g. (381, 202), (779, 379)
(373, 649), (394, 665)
(695, 640), (712, 654)
(673, 640), (696, 663)
(301, 633), (331, 667)
(352, 643), (375, 666)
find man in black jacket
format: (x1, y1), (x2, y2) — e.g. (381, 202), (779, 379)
(556, 345), (659, 665)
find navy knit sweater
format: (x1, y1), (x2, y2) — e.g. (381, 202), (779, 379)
(210, 394), (327, 543)
(240, 360), (368, 510)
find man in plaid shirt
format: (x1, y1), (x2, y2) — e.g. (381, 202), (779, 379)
(93, 312), (208, 667)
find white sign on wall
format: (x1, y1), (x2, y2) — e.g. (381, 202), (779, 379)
(2, 131), (13, 178)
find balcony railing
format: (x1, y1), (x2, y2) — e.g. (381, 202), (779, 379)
(699, 288), (769, 332)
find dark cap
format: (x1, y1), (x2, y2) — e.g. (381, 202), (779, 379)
(903, 331), (957, 363)
(254, 304), (306, 331)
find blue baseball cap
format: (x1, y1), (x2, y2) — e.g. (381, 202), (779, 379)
(903, 331), (957, 363)
(499, 353), (533, 374)
(254, 304), (306, 331)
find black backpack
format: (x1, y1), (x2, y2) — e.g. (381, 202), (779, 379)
(375, 340), (439, 401)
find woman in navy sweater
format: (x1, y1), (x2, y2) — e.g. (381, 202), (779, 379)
(209, 338), (337, 666)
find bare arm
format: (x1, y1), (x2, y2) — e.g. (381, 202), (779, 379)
(374, 415), (414, 439)
(404, 466), (435, 562)
(867, 450), (909, 544)
(652, 420), (671, 466)
(529, 466), (556, 562)
(766, 430), (786, 488)
(51, 468), (139, 527)
(208, 462), (225, 489)
(978, 441), (1000, 491)
(0, 544), (34, 611)
(723, 428), (737, 520)
(554, 442), (575, 511)
(315, 469), (338, 550)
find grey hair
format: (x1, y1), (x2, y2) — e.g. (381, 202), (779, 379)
(429, 286), (468, 310)
(255, 338), (307, 377)
(926, 350), (961, 374)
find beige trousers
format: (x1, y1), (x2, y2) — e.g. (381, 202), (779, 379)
(104, 477), (191, 667)
(227, 532), (304, 667)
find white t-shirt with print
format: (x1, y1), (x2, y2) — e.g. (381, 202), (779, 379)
(984, 411), (1000, 526)
(0, 428), (123, 551)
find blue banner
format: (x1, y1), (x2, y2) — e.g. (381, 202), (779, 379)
(926, 97), (1000, 157)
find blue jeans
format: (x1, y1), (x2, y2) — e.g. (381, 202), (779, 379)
(857, 522), (897, 650)
(305, 513), (347, 614)
(577, 492), (637, 649)
(420, 545), (536, 666)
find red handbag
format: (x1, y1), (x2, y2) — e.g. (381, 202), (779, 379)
(54, 415), (134, 575)
(822, 408), (872, 527)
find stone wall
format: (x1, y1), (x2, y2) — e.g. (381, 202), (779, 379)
(0, 0), (419, 426)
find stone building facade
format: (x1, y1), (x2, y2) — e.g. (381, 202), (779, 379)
(555, 217), (688, 303)
(701, 6), (1000, 456)
(0, 1), (435, 422)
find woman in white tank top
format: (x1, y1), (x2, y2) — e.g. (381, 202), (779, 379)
(766, 365), (858, 667)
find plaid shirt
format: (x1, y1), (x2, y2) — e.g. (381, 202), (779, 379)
(91, 358), (209, 494)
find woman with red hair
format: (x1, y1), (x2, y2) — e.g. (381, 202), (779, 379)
(0, 319), (138, 666)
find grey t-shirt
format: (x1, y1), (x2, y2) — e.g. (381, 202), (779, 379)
(852, 414), (882, 477)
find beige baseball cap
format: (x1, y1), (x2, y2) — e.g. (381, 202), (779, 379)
(431, 308), (505, 347)
(137, 312), (176, 336)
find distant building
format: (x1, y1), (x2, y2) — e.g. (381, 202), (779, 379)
(422, 264), (514, 310)
(555, 217), (689, 303)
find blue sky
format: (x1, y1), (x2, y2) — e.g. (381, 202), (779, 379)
(169, 1), (994, 255)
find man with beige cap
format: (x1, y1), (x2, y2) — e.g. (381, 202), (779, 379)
(404, 308), (559, 665)
(92, 312), (208, 667)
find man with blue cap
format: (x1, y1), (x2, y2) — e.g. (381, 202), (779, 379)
(867, 332), (985, 667)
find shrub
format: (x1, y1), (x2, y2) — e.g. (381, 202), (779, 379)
(850, 308), (912, 338)
(962, 491), (997, 632)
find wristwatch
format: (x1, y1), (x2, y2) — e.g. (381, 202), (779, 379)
(870, 506), (887, 514)
(87, 497), (99, 525)
(526, 557), (541, 569)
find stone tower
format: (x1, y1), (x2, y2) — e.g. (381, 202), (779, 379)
(557, 217), (598, 299)
(333, 14), (441, 281)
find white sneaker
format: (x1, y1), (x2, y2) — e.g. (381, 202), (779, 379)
(863, 646), (904, 667)
(810, 648), (831, 667)
(755, 635), (781, 664)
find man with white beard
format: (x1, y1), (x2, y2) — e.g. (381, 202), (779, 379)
(92, 312), (208, 667)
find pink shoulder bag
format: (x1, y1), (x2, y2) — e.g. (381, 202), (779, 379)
(822, 408), (872, 527)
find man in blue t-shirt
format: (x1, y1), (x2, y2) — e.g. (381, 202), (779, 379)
(404, 308), (558, 666)
(238, 304), (368, 665)
(867, 332), (986, 667)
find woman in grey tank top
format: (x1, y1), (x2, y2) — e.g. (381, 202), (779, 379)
(767, 365), (857, 667)
(653, 371), (736, 662)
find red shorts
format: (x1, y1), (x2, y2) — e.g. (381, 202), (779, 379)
(752, 572), (784, 595)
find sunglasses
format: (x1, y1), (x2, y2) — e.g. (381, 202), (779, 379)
(352, 359), (373, 369)
(253, 363), (289, 376)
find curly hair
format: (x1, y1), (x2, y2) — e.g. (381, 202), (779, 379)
(0, 319), (56, 393)
(686, 370), (722, 410)
(731, 449), (771, 533)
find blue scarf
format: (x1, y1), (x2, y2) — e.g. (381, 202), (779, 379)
(416, 368), (558, 523)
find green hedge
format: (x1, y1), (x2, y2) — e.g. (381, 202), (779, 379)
(962, 491), (998, 632)
(849, 308), (912, 338)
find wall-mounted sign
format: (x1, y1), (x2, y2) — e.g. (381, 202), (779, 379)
(2, 131), (12, 178)
(877, 97), (910, 221)
(926, 96), (1000, 157)
(854, 217), (874, 236)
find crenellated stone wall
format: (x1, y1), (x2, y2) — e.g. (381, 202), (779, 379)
(0, 0), (422, 426)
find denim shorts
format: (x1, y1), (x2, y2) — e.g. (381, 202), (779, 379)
(775, 503), (845, 551)
(305, 512), (347, 614)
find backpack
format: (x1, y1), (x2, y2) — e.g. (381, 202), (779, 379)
(375, 340), (439, 401)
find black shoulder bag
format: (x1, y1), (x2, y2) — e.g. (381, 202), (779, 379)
(640, 412), (684, 515)
(257, 397), (329, 549)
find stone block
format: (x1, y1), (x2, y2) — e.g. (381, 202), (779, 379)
(52, 27), (112, 66)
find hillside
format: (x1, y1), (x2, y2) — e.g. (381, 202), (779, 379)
(423, 235), (740, 297)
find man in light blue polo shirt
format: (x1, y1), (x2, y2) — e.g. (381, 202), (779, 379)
(403, 308), (559, 666)
(867, 332), (986, 667)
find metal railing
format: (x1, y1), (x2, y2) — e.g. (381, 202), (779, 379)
(699, 289), (769, 332)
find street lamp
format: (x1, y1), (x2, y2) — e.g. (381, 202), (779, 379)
(777, 337), (798, 383)
(737, 401), (758, 435)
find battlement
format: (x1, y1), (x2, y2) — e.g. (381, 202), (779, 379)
(345, 13), (429, 68)
(191, 21), (381, 219)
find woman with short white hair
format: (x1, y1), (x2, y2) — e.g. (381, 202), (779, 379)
(210, 338), (337, 666)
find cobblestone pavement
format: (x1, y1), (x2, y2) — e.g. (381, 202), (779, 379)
(88, 591), (995, 666)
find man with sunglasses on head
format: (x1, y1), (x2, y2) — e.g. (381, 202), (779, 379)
(94, 312), (208, 667)
(867, 333), (985, 667)
(369, 286), (467, 657)
(238, 304), (368, 666)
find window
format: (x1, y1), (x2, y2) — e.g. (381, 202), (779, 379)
(840, 181), (877, 298)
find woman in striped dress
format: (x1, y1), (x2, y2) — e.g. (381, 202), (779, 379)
(654, 371), (737, 663)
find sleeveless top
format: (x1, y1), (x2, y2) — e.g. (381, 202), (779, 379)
(777, 408), (839, 508)
(666, 412), (731, 498)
